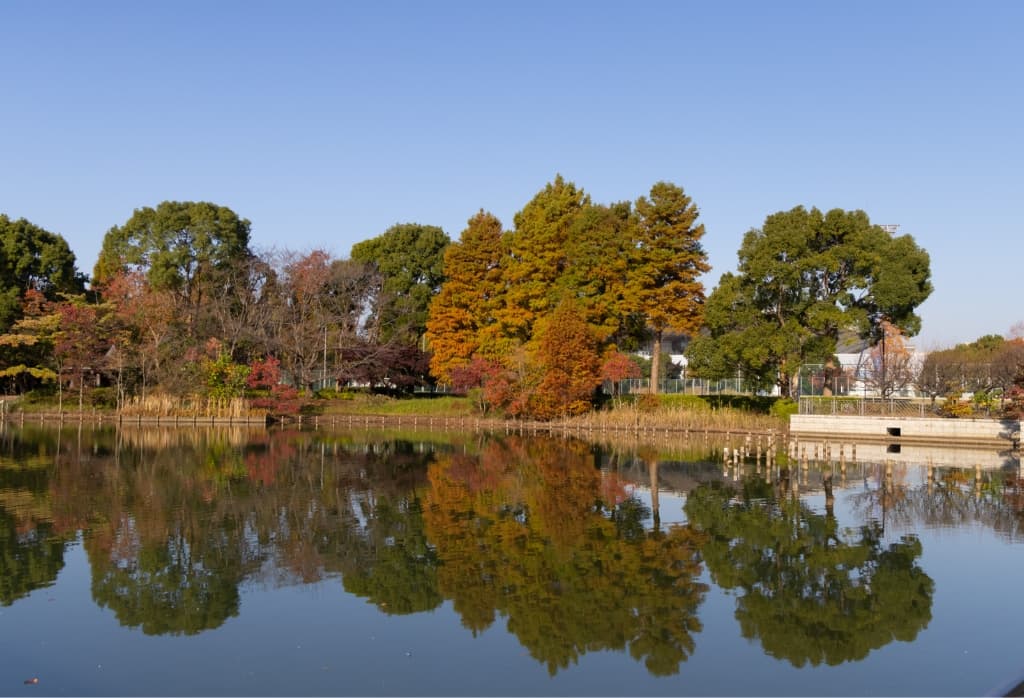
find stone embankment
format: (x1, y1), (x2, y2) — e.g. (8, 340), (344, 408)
(790, 414), (1021, 450)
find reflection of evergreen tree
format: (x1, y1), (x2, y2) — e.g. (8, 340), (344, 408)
(341, 494), (441, 614)
(685, 479), (934, 667)
(0, 437), (70, 606)
(425, 436), (708, 676)
(0, 509), (65, 605)
(88, 523), (243, 636)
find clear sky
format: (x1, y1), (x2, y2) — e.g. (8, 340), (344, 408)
(2, 1), (1020, 348)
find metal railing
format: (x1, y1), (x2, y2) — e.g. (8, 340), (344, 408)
(607, 378), (754, 396)
(799, 396), (941, 417)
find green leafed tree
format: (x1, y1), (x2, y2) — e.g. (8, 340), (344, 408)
(350, 223), (450, 345)
(93, 201), (253, 339)
(687, 207), (931, 396)
(625, 182), (710, 394)
(0, 214), (84, 333)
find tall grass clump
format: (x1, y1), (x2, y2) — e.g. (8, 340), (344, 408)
(120, 394), (264, 418)
(560, 397), (785, 434)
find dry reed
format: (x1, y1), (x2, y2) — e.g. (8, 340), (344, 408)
(556, 403), (784, 435)
(119, 394), (265, 419)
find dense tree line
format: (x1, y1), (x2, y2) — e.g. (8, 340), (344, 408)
(10, 181), (1022, 419)
(915, 333), (1024, 413)
(426, 176), (708, 418)
(0, 177), (712, 418)
(1, 203), (450, 407)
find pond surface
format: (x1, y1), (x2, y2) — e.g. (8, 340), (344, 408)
(0, 424), (1022, 696)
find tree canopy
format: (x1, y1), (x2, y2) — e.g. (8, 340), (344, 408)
(94, 201), (253, 338)
(420, 176), (710, 417)
(424, 211), (504, 382)
(349, 222), (450, 345)
(626, 182), (710, 393)
(0, 214), (84, 332)
(686, 207), (931, 396)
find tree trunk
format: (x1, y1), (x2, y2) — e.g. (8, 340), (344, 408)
(650, 330), (662, 395)
(648, 457), (660, 530)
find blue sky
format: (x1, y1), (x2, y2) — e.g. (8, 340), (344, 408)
(2, 1), (1020, 348)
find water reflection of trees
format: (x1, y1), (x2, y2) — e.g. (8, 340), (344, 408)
(63, 428), (446, 631)
(685, 473), (934, 667)
(0, 508), (66, 605)
(6, 425), (1022, 675)
(0, 427), (712, 677)
(0, 430), (71, 605)
(424, 436), (709, 676)
(850, 464), (1024, 541)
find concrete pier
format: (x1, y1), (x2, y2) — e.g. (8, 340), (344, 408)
(790, 414), (1020, 449)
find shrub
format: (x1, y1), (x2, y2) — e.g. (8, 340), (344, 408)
(89, 387), (118, 409)
(940, 390), (973, 418)
(769, 398), (799, 418)
(656, 394), (711, 411)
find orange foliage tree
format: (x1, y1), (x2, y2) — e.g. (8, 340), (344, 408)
(425, 211), (504, 383)
(527, 301), (603, 420)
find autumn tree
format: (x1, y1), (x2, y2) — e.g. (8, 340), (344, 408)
(53, 295), (113, 409)
(200, 250), (278, 360)
(864, 321), (918, 397)
(601, 351), (643, 404)
(916, 334), (1024, 408)
(625, 182), (710, 394)
(1005, 365), (1024, 419)
(527, 301), (603, 420)
(96, 271), (178, 398)
(0, 290), (60, 393)
(915, 347), (964, 403)
(557, 202), (634, 345)
(268, 250), (337, 392)
(425, 211), (504, 383)
(493, 176), (589, 349)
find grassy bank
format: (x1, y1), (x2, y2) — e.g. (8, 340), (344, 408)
(315, 392), (787, 434)
(3, 391), (791, 435)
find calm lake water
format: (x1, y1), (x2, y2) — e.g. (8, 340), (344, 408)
(0, 424), (1022, 696)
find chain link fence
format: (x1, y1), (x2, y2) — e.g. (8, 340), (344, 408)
(607, 377), (754, 396)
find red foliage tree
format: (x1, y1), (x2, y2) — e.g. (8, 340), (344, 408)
(246, 356), (301, 415)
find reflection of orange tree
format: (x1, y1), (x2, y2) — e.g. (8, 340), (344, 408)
(685, 479), (933, 667)
(424, 435), (708, 676)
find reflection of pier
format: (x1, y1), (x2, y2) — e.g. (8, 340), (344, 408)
(600, 435), (1023, 524)
(790, 414), (1021, 450)
(787, 438), (1020, 471)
